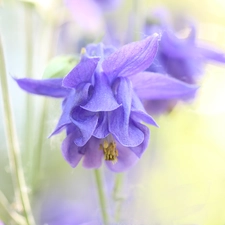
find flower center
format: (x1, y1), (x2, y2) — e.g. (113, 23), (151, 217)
(99, 140), (118, 163)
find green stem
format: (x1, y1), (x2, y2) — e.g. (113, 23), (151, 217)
(25, 4), (33, 78)
(30, 99), (48, 192)
(94, 169), (109, 225)
(24, 4), (33, 176)
(29, 21), (56, 192)
(25, 94), (32, 161)
(112, 173), (124, 222)
(0, 35), (35, 225)
(0, 191), (26, 225)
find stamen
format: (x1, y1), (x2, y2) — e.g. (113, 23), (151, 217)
(80, 47), (86, 55)
(99, 140), (118, 163)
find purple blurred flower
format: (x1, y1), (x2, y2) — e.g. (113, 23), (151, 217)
(40, 198), (100, 225)
(64, 0), (103, 32)
(15, 34), (197, 171)
(64, 0), (123, 32)
(143, 9), (225, 114)
(148, 29), (225, 84)
(93, 0), (122, 10)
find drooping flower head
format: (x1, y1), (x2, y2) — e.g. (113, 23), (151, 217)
(142, 8), (225, 114)
(15, 34), (197, 171)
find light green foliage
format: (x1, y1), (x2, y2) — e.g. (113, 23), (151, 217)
(42, 55), (79, 79)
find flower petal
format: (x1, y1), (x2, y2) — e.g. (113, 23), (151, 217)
(109, 78), (144, 147)
(93, 112), (110, 139)
(198, 45), (225, 63)
(85, 43), (105, 58)
(61, 131), (83, 168)
(50, 83), (92, 136)
(70, 106), (98, 146)
(131, 91), (158, 126)
(143, 99), (178, 115)
(131, 110), (158, 127)
(82, 137), (103, 168)
(131, 72), (198, 100)
(85, 43), (116, 63)
(50, 90), (76, 136)
(102, 33), (159, 81)
(81, 72), (120, 112)
(14, 78), (69, 98)
(106, 142), (138, 172)
(129, 122), (149, 158)
(62, 57), (100, 88)
(160, 31), (198, 59)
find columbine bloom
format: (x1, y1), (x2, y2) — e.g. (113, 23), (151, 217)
(15, 34), (197, 171)
(142, 9), (225, 114)
(148, 29), (225, 84)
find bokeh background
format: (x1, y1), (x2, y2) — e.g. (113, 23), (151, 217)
(1, 0), (225, 224)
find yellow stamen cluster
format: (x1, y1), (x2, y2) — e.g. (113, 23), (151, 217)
(99, 140), (119, 163)
(80, 47), (86, 55)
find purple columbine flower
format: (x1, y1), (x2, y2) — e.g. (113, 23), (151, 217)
(148, 28), (225, 84)
(15, 34), (197, 172)
(142, 9), (225, 114)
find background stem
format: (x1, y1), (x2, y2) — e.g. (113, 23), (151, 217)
(113, 173), (124, 222)
(94, 169), (109, 225)
(0, 35), (35, 225)
(24, 4), (33, 181)
(30, 99), (48, 192)
(0, 191), (26, 225)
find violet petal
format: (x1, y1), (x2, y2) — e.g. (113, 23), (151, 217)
(131, 72), (198, 100)
(82, 137), (103, 168)
(109, 78), (144, 147)
(61, 131), (83, 168)
(81, 72), (120, 112)
(198, 45), (225, 63)
(131, 90), (158, 126)
(70, 106), (98, 146)
(93, 112), (110, 139)
(130, 122), (150, 157)
(62, 57), (100, 88)
(50, 83), (92, 136)
(14, 78), (69, 98)
(102, 33), (159, 81)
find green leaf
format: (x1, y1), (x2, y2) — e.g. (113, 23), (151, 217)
(42, 55), (79, 79)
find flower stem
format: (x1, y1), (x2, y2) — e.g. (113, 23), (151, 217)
(113, 173), (124, 222)
(30, 98), (48, 192)
(94, 169), (109, 225)
(24, 3), (33, 176)
(0, 191), (26, 225)
(29, 16), (57, 192)
(0, 35), (35, 225)
(25, 4), (33, 79)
